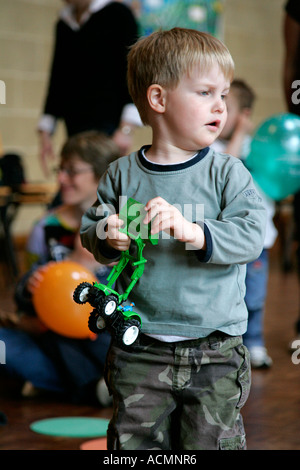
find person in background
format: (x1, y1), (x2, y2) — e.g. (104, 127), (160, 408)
(0, 131), (120, 406)
(283, 0), (300, 344)
(212, 79), (277, 368)
(38, 0), (141, 175)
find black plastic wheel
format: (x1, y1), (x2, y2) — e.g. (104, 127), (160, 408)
(73, 282), (92, 304)
(99, 295), (118, 317)
(88, 285), (105, 308)
(118, 318), (141, 346)
(88, 309), (106, 334)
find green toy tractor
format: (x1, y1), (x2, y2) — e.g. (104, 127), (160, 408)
(73, 198), (158, 347)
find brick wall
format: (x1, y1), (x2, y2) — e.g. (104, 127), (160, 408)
(0, 0), (288, 235)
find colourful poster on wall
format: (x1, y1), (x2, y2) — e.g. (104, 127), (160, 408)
(123, 0), (224, 38)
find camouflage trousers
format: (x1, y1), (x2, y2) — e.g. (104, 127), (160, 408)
(105, 332), (251, 450)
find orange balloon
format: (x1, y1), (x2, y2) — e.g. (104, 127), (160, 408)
(33, 261), (97, 339)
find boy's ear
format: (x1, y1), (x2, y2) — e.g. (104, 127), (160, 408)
(147, 84), (166, 114)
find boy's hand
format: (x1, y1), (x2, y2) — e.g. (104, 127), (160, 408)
(106, 214), (131, 251)
(144, 197), (206, 250)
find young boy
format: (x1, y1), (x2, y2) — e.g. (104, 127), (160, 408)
(81, 28), (266, 450)
(212, 80), (277, 369)
(212, 79), (255, 158)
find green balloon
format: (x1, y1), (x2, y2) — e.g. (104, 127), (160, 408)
(246, 113), (300, 200)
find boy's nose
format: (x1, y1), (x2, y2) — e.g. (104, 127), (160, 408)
(213, 97), (226, 113)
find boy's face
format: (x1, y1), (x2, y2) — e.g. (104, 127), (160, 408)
(218, 90), (240, 140)
(162, 64), (230, 150)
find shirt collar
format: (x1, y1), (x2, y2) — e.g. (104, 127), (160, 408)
(138, 146), (210, 172)
(59, 0), (112, 30)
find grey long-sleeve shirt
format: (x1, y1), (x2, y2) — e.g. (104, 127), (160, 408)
(81, 146), (266, 338)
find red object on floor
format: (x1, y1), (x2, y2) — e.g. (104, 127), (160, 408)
(80, 437), (107, 450)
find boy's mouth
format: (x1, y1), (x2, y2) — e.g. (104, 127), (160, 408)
(206, 119), (221, 130)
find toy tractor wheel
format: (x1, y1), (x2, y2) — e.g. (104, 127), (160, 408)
(73, 282), (92, 304)
(88, 309), (106, 334)
(100, 295), (118, 317)
(120, 318), (141, 346)
(88, 285), (105, 308)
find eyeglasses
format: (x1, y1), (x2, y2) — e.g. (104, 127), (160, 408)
(53, 166), (94, 178)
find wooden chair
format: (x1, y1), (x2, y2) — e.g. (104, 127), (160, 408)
(0, 186), (18, 278)
(13, 182), (58, 205)
(0, 182), (58, 279)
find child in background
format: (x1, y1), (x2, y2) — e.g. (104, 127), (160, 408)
(212, 80), (277, 368)
(81, 28), (266, 450)
(0, 131), (120, 405)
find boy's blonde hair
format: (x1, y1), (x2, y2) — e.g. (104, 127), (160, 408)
(127, 27), (235, 124)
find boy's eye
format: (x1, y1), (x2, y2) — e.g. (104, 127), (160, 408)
(199, 91), (209, 96)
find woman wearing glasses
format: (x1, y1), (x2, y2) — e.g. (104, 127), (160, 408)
(0, 131), (119, 406)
